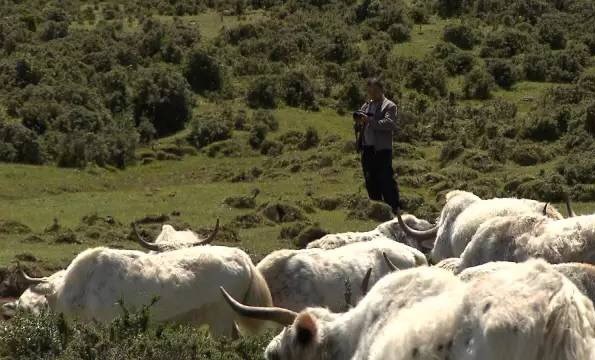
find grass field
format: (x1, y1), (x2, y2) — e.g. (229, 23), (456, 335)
(1, 7), (594, 275)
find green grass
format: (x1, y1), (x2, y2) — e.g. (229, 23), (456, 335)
(393, 18), (452, 58)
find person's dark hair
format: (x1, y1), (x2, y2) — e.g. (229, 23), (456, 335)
(366, 77), (384, 91)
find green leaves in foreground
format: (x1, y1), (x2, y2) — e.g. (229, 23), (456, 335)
(0, 309), (272, 360)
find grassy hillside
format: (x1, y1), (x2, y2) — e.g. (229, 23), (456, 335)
(0, 0), (594, 274)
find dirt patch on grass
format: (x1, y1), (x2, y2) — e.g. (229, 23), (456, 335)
(260, 202), (307, 223)
(0, 220), (31, 235)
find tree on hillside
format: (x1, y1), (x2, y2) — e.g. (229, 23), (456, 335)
(133, 64), (193, 137)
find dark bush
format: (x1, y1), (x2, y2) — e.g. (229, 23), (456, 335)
(404, 59), (448, 98)
(388, 24), (411, 43)
(282, 70), (317, 110)
(252, 110), (278, 131)
(480, 29), (531, 58)
(186, 113), (232, 149)
(522, 115), (562, 142)
(537, 18), (566, 50)
(294, 225), (328, 249)
(337, 79), (366, 112)
(462, 150), (497, 172)
(260, 139), (284, 156)
(442, 23), (476, 50)
(486, 59), (517, 89)
(463, 67), (495, 99)
(183, 47), (223, 94)
(557, 153), (595, 185)
(246, 76), (278, 109)
(133, 64), (193, 137)
(510, 143), (553, 166)
(0, 120), (45, 164)
(299, 126), (320, 150)
(585, 103), (595, 136)
(514, 174), (567, 202)
(444, 51), (474, 75)
(39, 20), (68, 41)
(248, 123), (269, 149)
(439, 139), (464, 163)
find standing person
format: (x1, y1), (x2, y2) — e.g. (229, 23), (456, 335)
(353, 77), (400, 213)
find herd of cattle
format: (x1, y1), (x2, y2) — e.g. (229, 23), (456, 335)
(3, 189), (595, 359)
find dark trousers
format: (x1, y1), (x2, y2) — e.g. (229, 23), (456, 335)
(361, 146), (400, 212)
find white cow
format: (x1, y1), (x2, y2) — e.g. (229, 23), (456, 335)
(458, 261), (595, 305)
(132, 219), (219, 252)
(306, 214), (433, 250)
(459, 214), (595, 270)
(25, 245), (272, 337)
(257, 239), (427, 312)
(222, 259), (595, 360)
(397, 190), (563, 262)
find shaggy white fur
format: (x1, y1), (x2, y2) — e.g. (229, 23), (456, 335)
(306, 214), (433, 250)
(258, 238), (427, 313)
(263, 260), (595, 360)
(430, 190), (563, 262)
(39, 246), (272, 337)
(459, 214), (595, 270)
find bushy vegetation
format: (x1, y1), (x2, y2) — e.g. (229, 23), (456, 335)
(0, 308), (271, 359)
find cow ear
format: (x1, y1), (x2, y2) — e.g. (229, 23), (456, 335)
(295, 313), (317, 346)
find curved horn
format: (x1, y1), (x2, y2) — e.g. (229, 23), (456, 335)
(396, 211), (438, 244)
(220, 287), (297, 326)
(190, 218), (220, 246)
(20, 269), (47, 286)
(361, 268), (372, 296)
(542, 203), (549, 216)
(565, 197), (576, 218)
(131, 222), (161, 252)
(383, 252), (399, 272)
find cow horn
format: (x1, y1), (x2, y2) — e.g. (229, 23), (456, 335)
(542, 203), (549, 216)
(190, 219), (220, 246)
(20, 269), (47, 286)
(565, 197), (576, 218)
(361, 268), (372, 296)
(396, 211), (438, 245)
(131, 222), (161, 252)
(383, 252), (399, 272)
(220, 287), (297, 326)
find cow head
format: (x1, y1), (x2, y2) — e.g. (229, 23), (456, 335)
(392, 211), (438, 252)
(132, 219), (220, 252)
(220, 287), (339, 360)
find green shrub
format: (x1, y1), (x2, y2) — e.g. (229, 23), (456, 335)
(282, 70), (317, 110)
(480, 29), (531, 58)
(486, 59), (518, 89)
(337, 79), (366, 112)
(462, 150), (497, 172)
(443, 23), (476, 50)
(183, 47), (223, 94)
(187, 113), (232, 149)
(248, 123), (269, 148)
(521, 115), (562, 142)
(444, 51), (474, 75)
(246, 76), (278, 109)
(510, 143), (553, 166)
(260, 139), (284, 156)
(133, 64), (193, 137)
(514, 173), (567, 202)
(404, 58), (448, 98)
(537, 17), (566, 50)
(388, 24), (411, 43)
(299, 126), (320, 150)
(463, 67), (495, 99)
(557, 153), (595, 185)
(252, 110), (278, 131)
(585, 103), (595, 136)
(0, 120), (45, 164)
(439, 139), (464, 163)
